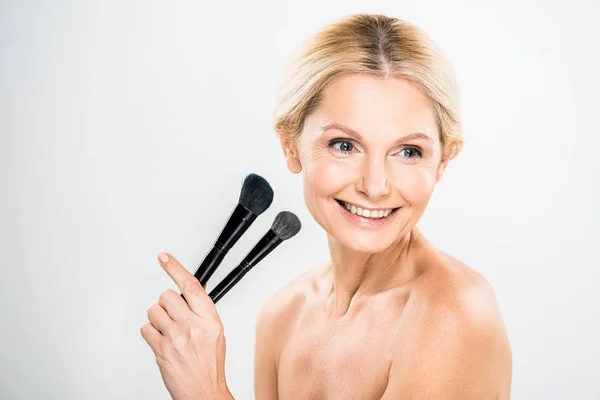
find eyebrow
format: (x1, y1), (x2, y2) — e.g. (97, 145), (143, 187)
(320, 122), (434, 143)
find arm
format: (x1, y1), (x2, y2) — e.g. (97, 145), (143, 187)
(380, 285), (511, 399)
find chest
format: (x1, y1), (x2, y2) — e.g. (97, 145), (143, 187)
(276, 309), (398, 400)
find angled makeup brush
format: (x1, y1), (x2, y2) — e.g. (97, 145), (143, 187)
(187, 173), (274, 292)
(208, 211), (301, 303)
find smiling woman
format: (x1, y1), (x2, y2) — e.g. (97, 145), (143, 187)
(254, 13), (513, 400)
(140, 12), (512, 400)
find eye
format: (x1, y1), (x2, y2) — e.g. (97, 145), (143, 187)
(398, 147), (423, 159)
(329, 140), (355, 154)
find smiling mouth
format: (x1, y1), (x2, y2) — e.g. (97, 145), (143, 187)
(335, 199), (400, 220)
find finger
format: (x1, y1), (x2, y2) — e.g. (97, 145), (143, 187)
(158, 288), (194, 322)
(140, 321), (162, 355)
(147, 303), (174, 334)
(157, 252), (217, 318)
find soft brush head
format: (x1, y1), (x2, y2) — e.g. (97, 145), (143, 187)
(239, 173), (274, 215)
(271, 211), (302, 241)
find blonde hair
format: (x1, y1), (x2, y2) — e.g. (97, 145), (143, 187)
(273, 14), (463, 160)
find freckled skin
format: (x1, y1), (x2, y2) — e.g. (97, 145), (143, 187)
(255, 75), (512, 400)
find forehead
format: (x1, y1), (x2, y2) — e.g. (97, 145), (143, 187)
(312, 74), (439, 141)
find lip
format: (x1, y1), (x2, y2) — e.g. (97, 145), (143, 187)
(334, 198), (400, 228)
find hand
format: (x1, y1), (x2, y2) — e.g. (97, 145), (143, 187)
(141, 252), (234, 400)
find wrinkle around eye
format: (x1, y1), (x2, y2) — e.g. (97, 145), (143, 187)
(306, 144), (335, 163)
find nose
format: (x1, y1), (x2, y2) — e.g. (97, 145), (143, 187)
(356, 155), (391, 201)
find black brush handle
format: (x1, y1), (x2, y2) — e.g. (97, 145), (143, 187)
(242, 230), (281, 268)
(196, 203), (257, 286)
(180, 203), (256, 302)
(193, 246), (226, 286)
(208, 230), (283, 303)
(208, 264), (248, 304)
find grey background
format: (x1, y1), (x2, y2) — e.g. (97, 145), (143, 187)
(1, 0), (599, 399)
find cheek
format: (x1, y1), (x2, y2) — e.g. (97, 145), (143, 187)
(301, 154), (360, 231)
(392, 165), (437, 205)
(303, 152), (356, 195)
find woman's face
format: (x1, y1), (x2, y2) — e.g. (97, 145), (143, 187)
(281, 74), (449, 253)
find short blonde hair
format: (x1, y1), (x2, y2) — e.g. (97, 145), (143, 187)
(273, 14), (463, 160)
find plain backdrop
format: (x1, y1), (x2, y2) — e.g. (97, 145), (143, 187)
(1, 0), (599, 399)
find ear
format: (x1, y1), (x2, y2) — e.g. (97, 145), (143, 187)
(435, 157), (450, 183)
(278, 133), (302, 174)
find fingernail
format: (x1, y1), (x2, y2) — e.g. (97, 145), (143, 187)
(158, 252), (169, 263)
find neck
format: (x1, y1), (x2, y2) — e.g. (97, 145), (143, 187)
(324, 226), (423, 318)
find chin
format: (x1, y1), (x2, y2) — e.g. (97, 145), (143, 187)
(334, 231), (398, 254)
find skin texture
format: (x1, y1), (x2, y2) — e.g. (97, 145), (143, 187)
(255, 74), (513, 399)
(141, 252), (234, 400)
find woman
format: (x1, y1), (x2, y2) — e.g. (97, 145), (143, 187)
(141, 14), (513, 400)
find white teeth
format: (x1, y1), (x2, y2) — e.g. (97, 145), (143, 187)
(340, 201), (394, 219)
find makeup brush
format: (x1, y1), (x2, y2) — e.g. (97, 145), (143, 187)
(208, 211), (301, 303)
(187, 173), (274, 293)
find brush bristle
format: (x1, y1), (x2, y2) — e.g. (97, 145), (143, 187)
(239, 173), (274, 215)
(271, 211), (301, 241)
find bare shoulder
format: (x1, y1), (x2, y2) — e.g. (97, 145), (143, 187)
(254, 266), (325, 399)
(383, 250), (513, 399)
(255, 264), (326, 350)
(411, 250), (512, 357)
(414, 251), (508, 334)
